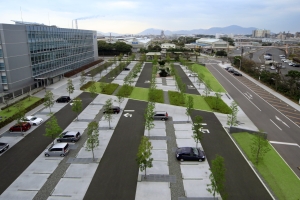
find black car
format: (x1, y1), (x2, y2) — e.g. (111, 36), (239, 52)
(176, 147), (205, 162)
(0, 142), (9, 153)
(123, 68), (130, 71)
(224, 67), (232, 71)
(56, 96), (71, 103)
(294, 64), (300, 67)
(233, 71), (242, 76)
(228, 68), (235, 73)
(103, 106), (121, 114)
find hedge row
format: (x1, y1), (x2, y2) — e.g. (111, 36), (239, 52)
(204, 96), (232, 114)
(101, 83), (119, 95)
(168, 91), (185, 106)
(117, 85), (134, 97)
(148, 88), (164, 103)
(0, 98), (44, 129)
(64, 59), (103, 78)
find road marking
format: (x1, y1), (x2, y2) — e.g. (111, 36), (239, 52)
(275, 116), (290, 128)
(209, 66), (261, 111)
(270, 141), (300, 147)
(124, 110), (135, 112)
(124, 113), (132, 117)
(270, 119), (282, 130)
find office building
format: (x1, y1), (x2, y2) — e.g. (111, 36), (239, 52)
(252, 29), (270, 38)
(0, 21), (98, 95)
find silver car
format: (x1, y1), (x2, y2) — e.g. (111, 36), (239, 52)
(57, 131), (81, 143)
(45, 143), (70, 157)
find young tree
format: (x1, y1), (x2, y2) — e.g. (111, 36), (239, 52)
(89, 81), (97, 101)
(86, 121), (99, 161)
(250, 131), (271, 164)
(185, 96), (194, 122)
(45, 115), (62, 145)
(192, 115), (203, 148)
(226, 101), (239, 130)
(207, 155), (227, 199)
(103, 98), (114, 129)
(44, 90), (55, 113)
(215, 92), (221, 110)
(66, 79), (75, 97)
(80, 72), (87, 87)
(71, 97), (82, 121)
(144, 102), (155, 136)
(136, 136), (153, 179)
(115, 93), (125, 107)
(3, 96), (11, 112)
(14, 101), (25, 132)
(204, 80), (211, 97)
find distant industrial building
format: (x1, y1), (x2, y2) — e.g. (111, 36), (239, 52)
(195, 38), (229, 51)
(0, 21), (98, 96)
(106, 37), (151, 52)
(252, 29), (270, 38)
(160, 43), (176, 49)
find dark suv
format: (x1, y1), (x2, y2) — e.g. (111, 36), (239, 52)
(56, 96), (71, 103)
(103, 106), (121, 114)
(153, 111), (168, 121)
(176, 147), (206, 162)
(57, 131), (81, 143)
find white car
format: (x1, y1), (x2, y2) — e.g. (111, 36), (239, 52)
(188, 73), (198, 77)
(288, 62), (295, 66)
(22, 116), (43, 126)
(283, 59), (291, 63)
(270, 66), (276, 70)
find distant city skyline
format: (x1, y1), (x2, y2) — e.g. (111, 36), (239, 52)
(0, 0), (299, 34)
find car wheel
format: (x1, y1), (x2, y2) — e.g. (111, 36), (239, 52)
(9, 130), (13, 132)
(33, 123), (36, 126)
(114, 112), (117, 114)
(180, 158), (184, 162)
(199, 159), (203, 162)
(60, 154), (65, 157)
(22, 129), (25, 132)
(45, 154), (50, 157)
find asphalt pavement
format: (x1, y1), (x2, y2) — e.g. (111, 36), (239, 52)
(135, 62), (153, 88)
(83, 99), (147, 200)
(0, 92), (95, 195)
(172, 64), (272, 199)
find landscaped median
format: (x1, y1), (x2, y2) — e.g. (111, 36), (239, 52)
(191, 64), (226, 92)
(232, 132), (300, 200)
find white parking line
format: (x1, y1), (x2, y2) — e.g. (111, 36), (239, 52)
(270, 119), (282, 131)
(269, 141), (300, 147)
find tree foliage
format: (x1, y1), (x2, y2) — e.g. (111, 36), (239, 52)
(44, 90), (55, 113)
(192, 115), (203, 148)
(86, 121), (99, 161)
(103, 98), (114, 129)
(71, 97), (82, 121)
(144, 102), (155, 136)
(226, 101), (239, 129)
(44, 115), (62, 145)
(136, 136), (153, 178)
(185, 96), (194, 122)
(250, 131), (271, 164)
(207, 155), (227, 199)
(66, 79), (75, 97)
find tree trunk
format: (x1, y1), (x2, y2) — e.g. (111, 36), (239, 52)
(92, 148), (95, 161)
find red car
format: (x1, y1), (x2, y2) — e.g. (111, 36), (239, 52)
(9, 122), (31, 132)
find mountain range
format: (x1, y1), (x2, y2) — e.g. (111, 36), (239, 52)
(98, 25), (257, 36)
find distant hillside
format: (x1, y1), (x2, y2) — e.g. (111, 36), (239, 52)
(138, 25), (257, 35)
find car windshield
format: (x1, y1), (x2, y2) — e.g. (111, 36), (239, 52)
(30, 117), (37, 120)
(192, 148), (198, 155)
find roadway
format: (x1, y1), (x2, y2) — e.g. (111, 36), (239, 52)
(206, 63), (300, 177)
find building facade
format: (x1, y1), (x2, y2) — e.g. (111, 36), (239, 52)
(252, 29), (270, 38)
(0, 21), (98, 94)
(195, 38), (229, 52)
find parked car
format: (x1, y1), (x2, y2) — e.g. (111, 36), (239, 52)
(57, 131), (81, 143)
(187, 73), (198, 77)
(56, 96), (71, 103)
(0, 142), (9, 153)
(288, 62), (295, 66)
(175, 147), (206, 162)
(21, 116), (43, 126)
(153, 111), (169, 121)
(294, 64), (300, 67)
(233, 71), (242, 76)
(123, 68), (130, 71)
(103, 106), (121, 114)
(224, 67), (232, 71)
(270, 66), (276, 70)
(228, 68), (235, 73)
(44, 143), (70, 157)
(9, 122), (31, 132)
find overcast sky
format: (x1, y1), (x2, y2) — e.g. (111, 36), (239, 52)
(1, 0), (299, 34)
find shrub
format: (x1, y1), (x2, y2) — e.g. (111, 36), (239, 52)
(204, 96), (232, 114)
(168, 91), (185, 106)
(80, 81), (94, 90)
(117, 85), (134, 97)
(148, 88), (164, 103)
(101, 83), (119, 95)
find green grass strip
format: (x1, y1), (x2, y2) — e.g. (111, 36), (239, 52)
(192, 64), (226, 92)
(129, 87), (149, 101)
(186, 94), (212, 111)
(232, 132), (300, 200)
(204, 96), (231, 114)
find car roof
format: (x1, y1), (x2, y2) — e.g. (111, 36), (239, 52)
(178, 147), (192, 153)
(51, 143), (68, 148)
(63, 131), (78, 136)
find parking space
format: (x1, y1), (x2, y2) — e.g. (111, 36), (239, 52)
(135, 62), (153, 88)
